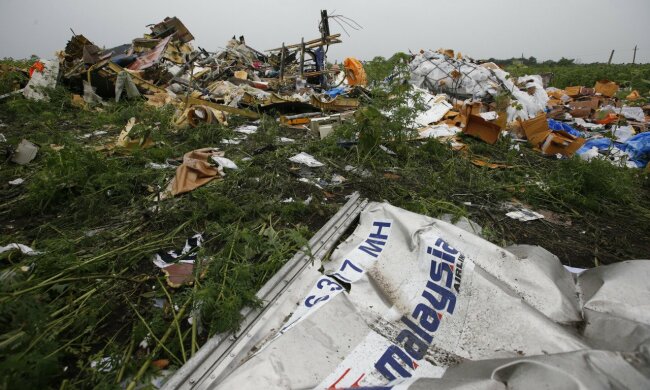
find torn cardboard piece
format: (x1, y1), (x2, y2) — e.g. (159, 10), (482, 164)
(519, 114), (585, 157)
(594, 80), (619, 98)
(463, 114), (502, 144)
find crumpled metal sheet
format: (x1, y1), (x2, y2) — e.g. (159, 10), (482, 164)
(127, 35), (172, 71)
(23, 59), (59, 101)
(183, 202), (650, 389)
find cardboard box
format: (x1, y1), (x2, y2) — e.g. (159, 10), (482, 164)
(547, 89), (568, 100)
(569, 107), (592, 118)
(463, 114), (502, 144)
(519, 113), (550, 146)
(569, 97), (598, 110)
(565, 86), (583, 97)
(547, 107), (568, 120)
(594, 80), (619, 98)
(579, 87), (595, 96)
(540, 131), (586, 157)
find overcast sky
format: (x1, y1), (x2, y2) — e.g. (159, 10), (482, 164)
(1, 0), (649, 64)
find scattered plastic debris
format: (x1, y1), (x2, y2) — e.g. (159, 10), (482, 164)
(289, 152), (325, 168)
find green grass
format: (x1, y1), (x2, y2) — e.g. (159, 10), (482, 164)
(1, 59), (650, 389)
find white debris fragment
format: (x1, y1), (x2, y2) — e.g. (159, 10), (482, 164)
(297, 177), (323, 189)
(23, 59), (59, 101)
(82, 130), (108, 139)
(479, 111), (498, 121)
(573, 118), (604, 130)
(344, 165), (372, 178)
(330, 174), (346, 185)
(278, 137), (295, 143)
(139, 334), (151, 349)
(379, 145), (396, 155)
(289, 152), (324, 168)
(419, 124), (461, 139)
(221, 138), (242, 145)
(412, 89), (453, 127)
(90, 357), (114, 373)
(564, 265), (587, 275)
(146, 162), (175, 170)
(281, 197), (294, 203)
(8, 178), (24, 185)
(579, 147), (600, 161)
(0, 243), (43, 256)
(234, 125), (258, 134)
(611, 125), (635, 142)
(506, 208), (544, 222)
(212, 156), (239, 169)
(602, 105), (645, 123)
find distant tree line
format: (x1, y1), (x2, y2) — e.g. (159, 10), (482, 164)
(486, 57), (578, 66)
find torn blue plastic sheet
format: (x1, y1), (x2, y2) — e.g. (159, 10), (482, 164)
(619, 132), (650, 168)
(547, 119), (582, 137)
(324, 86), (349, 98)
(577, 133), (650, 168)
(576, 138), (613, 155)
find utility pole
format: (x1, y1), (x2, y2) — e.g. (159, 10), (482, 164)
(633, 45), (637, 64)
(607, 49), (614, 65)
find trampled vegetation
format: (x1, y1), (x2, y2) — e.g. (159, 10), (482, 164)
(1, 57), (649, 389)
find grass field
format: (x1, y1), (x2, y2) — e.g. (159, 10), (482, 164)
(1, 58), (649, 389)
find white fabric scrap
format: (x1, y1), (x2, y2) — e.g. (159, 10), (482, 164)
(289, 152), (325, 168)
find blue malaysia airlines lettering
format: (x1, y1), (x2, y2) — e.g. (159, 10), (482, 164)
(374, 237), (467, 381)
(329, 220), (392, 284)
(277, 220), (393, 336)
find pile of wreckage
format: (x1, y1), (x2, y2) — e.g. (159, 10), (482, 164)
(19, 12), (367, 133)
(409, 49), (650, 169)
(10, 16), (650, 170)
